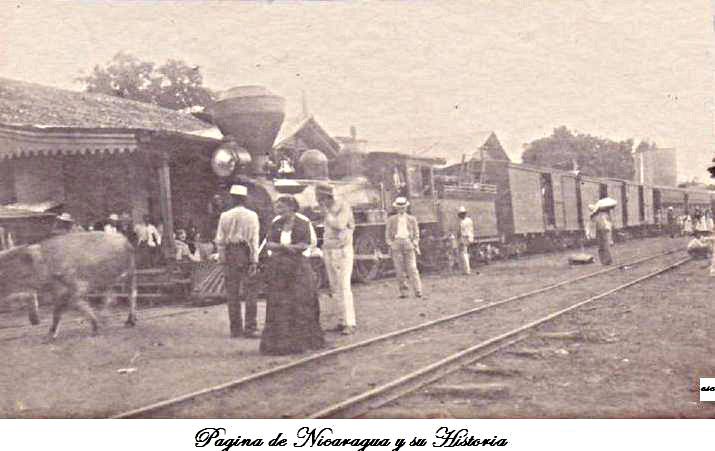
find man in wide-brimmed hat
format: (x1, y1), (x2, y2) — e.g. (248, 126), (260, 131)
(53, 212), (82, 234)
(316, 183), (357, 335)
(104, 213), (120, 233)
(385, 197), (423, 299)
(457, 206), (475, 275)
(587, 202), (613, 265)
(215, 184), (260, 338)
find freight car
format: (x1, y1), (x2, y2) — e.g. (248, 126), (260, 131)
(439, 158), (714, 257)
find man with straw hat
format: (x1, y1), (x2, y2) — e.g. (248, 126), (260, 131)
(385, 197), (423, 299)
(587, 202), (613, 265)
(54, 212), (82, 234)
(316, 183), (357, 335)
(457, 206), (475, 275)
(215, 184), (260, 338)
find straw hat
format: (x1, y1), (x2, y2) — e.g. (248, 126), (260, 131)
(458, 206), (467, 214)
(108, 213), (120, 221)
(392, 197), (410, 208)
(229, 184), (248, 196)
(57, 212), (73, 222)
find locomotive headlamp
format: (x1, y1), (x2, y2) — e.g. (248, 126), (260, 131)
(211, 146), (237, 177)
(211, 140), (252, 178)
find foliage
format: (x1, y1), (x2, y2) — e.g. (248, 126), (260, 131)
(521, 126), (636, 180)
(76, 52), (214, 110)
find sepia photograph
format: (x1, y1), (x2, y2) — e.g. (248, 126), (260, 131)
(0, 0), (713, 422)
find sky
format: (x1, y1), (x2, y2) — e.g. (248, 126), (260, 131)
(1, 0), (713, 181)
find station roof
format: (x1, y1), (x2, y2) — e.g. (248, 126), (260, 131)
(0, 77), (214, 132)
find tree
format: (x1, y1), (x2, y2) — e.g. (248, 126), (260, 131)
(76, 52), (214, 110)
(521, 126), (636, 180)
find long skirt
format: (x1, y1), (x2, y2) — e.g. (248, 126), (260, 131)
(597, 229), (613, 266)
(260, 254), (325, 355)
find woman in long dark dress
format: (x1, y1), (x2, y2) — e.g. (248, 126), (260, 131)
(260, 196), (325, 355)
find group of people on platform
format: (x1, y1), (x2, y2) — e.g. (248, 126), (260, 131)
(214, 183), (358, 355)
(666, 207), (715, 238)
(51, 209), (217, 268)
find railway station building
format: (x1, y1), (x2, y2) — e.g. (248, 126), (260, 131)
(0, 77), (226, 256)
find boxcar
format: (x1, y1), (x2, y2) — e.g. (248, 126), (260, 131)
(437, 186), (499, 241)
(558, 173), (581, 232)
(641, 185), (654, 224)
(686, 189), (711, 213)
(578, 176), (603, 228)
(602, 179), (625, 229)
(623, 180), (642, 228)
(657, 186), (687, 217)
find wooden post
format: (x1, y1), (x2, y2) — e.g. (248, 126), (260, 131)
(157, 151), (176, 263)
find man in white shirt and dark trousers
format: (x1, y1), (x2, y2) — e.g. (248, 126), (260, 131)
(215, 184), (260, 338)
(385, 197), (423, 298)
(457, 206), (475, 275)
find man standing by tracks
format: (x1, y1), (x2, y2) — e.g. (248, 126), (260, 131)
(316, 184), (357, 335)
(385, 197), (423, 299)
(457, 206), (475, 275)
(588, 204), (613, 266)
(215, 184), (260, 339)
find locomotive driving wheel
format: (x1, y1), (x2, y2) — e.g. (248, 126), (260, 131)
(353, 231), (382, 282)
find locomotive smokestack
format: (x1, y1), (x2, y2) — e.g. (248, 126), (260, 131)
(207, 86), (286, 174)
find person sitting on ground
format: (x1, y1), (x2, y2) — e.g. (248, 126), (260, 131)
(687, 235), (711, 258)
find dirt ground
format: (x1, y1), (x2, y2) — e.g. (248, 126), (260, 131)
(0, 236), (703, 418)
(373, 254), (715, 418)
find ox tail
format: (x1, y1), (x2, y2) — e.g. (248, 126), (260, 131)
(27, 291), (40, 325)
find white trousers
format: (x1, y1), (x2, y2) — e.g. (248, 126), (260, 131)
(323, 246), (356, 327)
(459, 242), (471, 275)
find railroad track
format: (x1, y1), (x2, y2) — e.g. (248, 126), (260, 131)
(111, 247), (689, 418)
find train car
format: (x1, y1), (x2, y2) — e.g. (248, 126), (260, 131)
(478, 160), (592, 252)
(602, 179), (625, 230)
(642, 184), (656, 227)
(685, 189), (711, 213)
(655, 185), (687, 218)
(557, 172), (582, 233)
(622, 180), (641, 229)
(577, 175), (604, 229)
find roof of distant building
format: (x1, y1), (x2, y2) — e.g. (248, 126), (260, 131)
(273, 115), (339, 158)
(365, 131), (509, 165)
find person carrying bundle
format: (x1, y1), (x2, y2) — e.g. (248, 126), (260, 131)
(587, 203), (613, 266)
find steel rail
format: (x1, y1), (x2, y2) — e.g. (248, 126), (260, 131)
(110, 247), (683, 419)
(307, 255), (692, 419)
